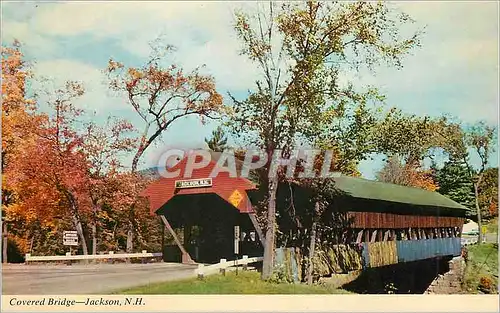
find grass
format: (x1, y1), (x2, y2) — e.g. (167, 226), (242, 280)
(117, 271), (353, 294)
(463, 243), (498, 294)
(485, 218), (498, 234)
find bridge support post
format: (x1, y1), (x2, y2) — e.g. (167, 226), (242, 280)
(248, 212), (266, 248)
(356, 230), (364, 243)
(159, 215), (195, 264)
(370, 230), (377, 242)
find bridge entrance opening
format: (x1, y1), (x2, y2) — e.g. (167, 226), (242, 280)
(158, 193), (263, 264)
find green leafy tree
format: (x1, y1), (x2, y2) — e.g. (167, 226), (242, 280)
(229, 1), (421, 279)
(448, 121), (497, 243)
(374, 108), (461, 164)
(205, 126), (228, 152)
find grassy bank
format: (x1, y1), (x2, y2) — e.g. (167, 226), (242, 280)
(117, 271), (352, 294)
(485, 218), (498, 234)
(463, 243), (498, 294)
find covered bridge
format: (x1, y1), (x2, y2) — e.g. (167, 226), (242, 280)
(140, 151), (467, 277)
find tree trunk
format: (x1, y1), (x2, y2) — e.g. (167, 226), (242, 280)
(307, 218), (318, 285)
(2, 221), (8, 263)
(474, 182), (483, 244)
(125, 156), (141, 255)
(126, 221), (134, 253)
(262, 177), (278, 280)
(161, 219), (165, 262)
(70, 208), (88, 255)
(92, 203), (98, 255)
(92, 224), (97, 255)
(62, 189), (88, 255)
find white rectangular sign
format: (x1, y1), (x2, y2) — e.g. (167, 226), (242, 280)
(63, 231), (79, 246)
(63, 239), (78, 246)
(234, 226), (240, 254)
(234, 226), (240, 241)
(175, 178), (212, 189)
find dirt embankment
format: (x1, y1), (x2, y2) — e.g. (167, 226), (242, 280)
(424, 256), (465, 294)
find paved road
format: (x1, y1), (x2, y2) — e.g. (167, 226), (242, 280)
(2, 263), (197, 294)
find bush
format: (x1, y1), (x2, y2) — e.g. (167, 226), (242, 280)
(479, 276), (494, 293)
(461, 247), (469, 262)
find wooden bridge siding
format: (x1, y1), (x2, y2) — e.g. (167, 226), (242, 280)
(347, 212), (464, 229)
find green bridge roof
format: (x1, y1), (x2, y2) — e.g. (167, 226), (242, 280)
(332, 175), (468, 211)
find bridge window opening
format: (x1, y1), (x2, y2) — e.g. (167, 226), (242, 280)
(427, 228), (432, 239)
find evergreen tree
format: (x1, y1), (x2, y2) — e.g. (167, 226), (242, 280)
(204, 126), (228, 152)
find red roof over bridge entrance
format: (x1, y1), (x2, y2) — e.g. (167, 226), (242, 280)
(141, 151), (257, 215)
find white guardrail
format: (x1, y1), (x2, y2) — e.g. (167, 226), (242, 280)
(461, 237), (479, 246)
(195, 255), (263, 278)
(25, 250), (162, 262)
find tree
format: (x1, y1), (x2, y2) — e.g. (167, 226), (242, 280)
(6, 81), (93, 255)
(432, 158), (476, 218)
(315, 95), (381, 177)
(106, 40), (224, 253)
(448, 121), (497, 243)
(478, 168), (498, 220)
(1, 42), (41, 262)
(82, 117), (136, 254)
(230, 1), (421, 279)
(374, 108), (460, 164)
(205, 126), (228, 152)
(377, 155), (438, 191)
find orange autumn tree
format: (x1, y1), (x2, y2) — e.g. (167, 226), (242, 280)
(82, 117), (136, 254)
(1, 42), (43, 260)
(376, 155), (438, 191)
(1, 42), (38, 207)
(106, 41), (225, 253)
(6, 81), (93, 255)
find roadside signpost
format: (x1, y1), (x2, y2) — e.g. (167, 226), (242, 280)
(63, 231), (78, 257)
(234, 226), (240, 254)
(63, 231), (78, 246)
(234, 226), (240, 275)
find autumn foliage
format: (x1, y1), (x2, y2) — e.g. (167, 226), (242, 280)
(1, 43), (165, 259)
(377, 156), (438, 192)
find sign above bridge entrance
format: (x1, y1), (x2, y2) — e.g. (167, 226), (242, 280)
(175, 178), (212, 189)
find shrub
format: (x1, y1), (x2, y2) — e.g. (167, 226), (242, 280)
(478, 276), (493, 293)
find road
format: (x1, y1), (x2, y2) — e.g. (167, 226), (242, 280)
(2, 262), (197, 294)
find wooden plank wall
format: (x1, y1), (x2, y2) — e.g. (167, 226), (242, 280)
(347, 212), (464, 229)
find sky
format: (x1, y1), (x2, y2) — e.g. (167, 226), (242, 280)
(2, 1), (499, 179)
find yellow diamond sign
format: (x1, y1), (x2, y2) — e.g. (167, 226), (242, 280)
(228, 190), (244, 207)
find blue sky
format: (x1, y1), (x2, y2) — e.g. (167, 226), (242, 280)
(2, 1), (498, 179)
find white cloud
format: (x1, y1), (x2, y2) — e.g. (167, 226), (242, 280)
(32, 59), (129, 117)
(1, 20), (57, 55)
(19, 2), (262, 92)
(3, 1), (498, 176)
(4, 2), (498, 131)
